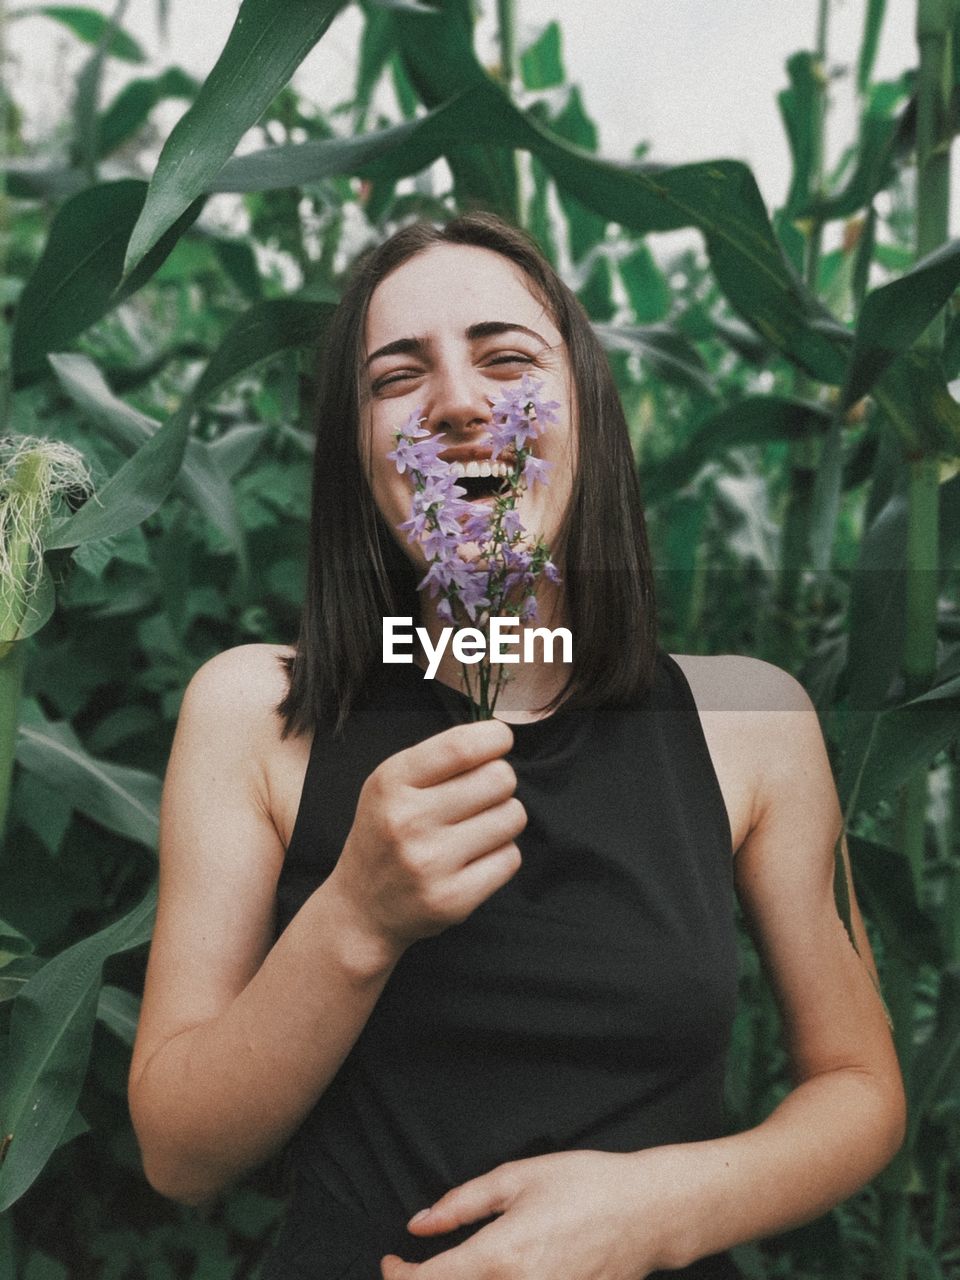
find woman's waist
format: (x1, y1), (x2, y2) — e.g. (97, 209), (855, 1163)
(261, 1188), (742, 1280)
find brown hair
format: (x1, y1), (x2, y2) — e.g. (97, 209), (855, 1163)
(278, 212), (659, 739)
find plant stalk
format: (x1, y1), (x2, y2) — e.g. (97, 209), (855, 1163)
(496, 0), (518, 87)
(877, 4), (954, 1276)
(0, 640), (22, 838)
(770, 0), (831, 669)
(0, 0), (10, 431)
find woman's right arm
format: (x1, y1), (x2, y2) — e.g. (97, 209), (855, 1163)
(128, 646), (523, 1208)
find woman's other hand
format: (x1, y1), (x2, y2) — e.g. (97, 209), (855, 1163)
(380, 1149), (680, 1279)
(328, 718), (526, 956)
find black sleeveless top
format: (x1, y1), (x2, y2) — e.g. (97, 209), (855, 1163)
(260, 648), (741, 1279)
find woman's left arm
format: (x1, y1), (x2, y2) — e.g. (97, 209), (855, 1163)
(652, 661), (907, 1268)
(383, 665), (907, 1279)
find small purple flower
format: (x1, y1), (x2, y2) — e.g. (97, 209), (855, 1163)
(385, 436), (423, 475)
(421, 526), (461, 560)
(499, 508), (522, 539)
(398, 510), (429, 542)
(460, 506), (495, 544)
(457, 570), (492, 622)
(518, 372), (561, 428)
(522, 454), (554, 490)
(388, 377), (563, 717)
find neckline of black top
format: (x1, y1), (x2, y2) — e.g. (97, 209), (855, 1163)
(395, 649), (675, 747)
(401, 657), (585, 740)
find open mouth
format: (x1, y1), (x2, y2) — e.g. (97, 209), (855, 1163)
(443, 451), (519, 503)
(458, 473), (513, 502)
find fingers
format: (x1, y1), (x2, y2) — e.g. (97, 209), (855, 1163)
(427, 756), (519, 824)
(395, 720), (515, 789)
(381, 1165), (522, 1279)
(449, 795), (528, 866)
(407, 1165), (516, 1235)
(381, 1255), (418, 1279)
(381, 1228), (502, 1280)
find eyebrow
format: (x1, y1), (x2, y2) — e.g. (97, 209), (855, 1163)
(365, 321), (548, 367)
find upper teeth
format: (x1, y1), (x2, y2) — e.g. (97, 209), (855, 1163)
(449, 460), (512, 478)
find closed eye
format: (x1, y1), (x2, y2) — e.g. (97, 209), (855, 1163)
(486, 354), (533, 367)
(372, 369), (421, 391)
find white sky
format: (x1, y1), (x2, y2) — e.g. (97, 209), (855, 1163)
(7, 0), (943, 256)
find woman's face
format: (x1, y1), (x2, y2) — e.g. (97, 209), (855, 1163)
(360, 244), (576, 574)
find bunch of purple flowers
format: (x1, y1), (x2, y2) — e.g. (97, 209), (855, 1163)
(387, 374), (562, 719)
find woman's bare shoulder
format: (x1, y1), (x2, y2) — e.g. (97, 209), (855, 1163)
(183, 642), (294, 706)
(178, 643), (299, 748)
(668, 652), (811, 714)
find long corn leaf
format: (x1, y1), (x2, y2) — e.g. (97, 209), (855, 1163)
(0, 882), (157, 1210)
(123, 0), (349, 274)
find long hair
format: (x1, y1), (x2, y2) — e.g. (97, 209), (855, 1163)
(277, 212), (659, 739)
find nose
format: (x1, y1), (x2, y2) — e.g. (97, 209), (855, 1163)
(427, 360), (492, 441)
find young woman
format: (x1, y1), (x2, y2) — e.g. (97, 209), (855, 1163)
(127, 214), (906, 1280)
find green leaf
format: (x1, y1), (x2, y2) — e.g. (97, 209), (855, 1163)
(0, 570), (54, 646)
(0, 880), (156, 1210)
(840, 237), (960, 411)
(44, 403), (191, 550)
(391, 0), (518, 220)
(10, 181), (204, 382)
(641, 396), (834, 506)
(0, 957), (44, 1007)
(48, 354), (243, 564)
(777, 51), (819, 218)
(846, 835), (942, 967)
(525, 155), (559, 266)
(16, 705), (161, 847)
(0, 919), (33, 963)
(49, 353), (164, 454)
(2, 162), (86, 201)
(96, 984), (141, 1046)
(520, 21), (564, 90)
(123, 0), (349, 275)
(367, 0), (441, 10)
(543, 87), (606, 262)
(800, 76), (913, 223)
(10, 768), (73, 855)
(872, 346), (960, 459)
(354, 2), (395, 122)
(215, 80), (852, 383)
(841, 672), (960, 817)
(96, 67), (198, 158)
(838, 485), (916, 813)
(858, 0), (888, 94)
(208, 425), (268, 479)
(808, 417), (844, 572)
(56, 1108), (90, 1151)
(620, 244), (671, 323)
(10, 5), (146, 62)
(908, 965), (960, 1143)
(211, 236), (262, 302)
(212, 111), (436, 191)
(593, 323), (717, 397)
(187, 298), (336, 407)
(48, 300), (331, 564)
(576, 254), (615, 321)
(69, 0), (117, 177)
